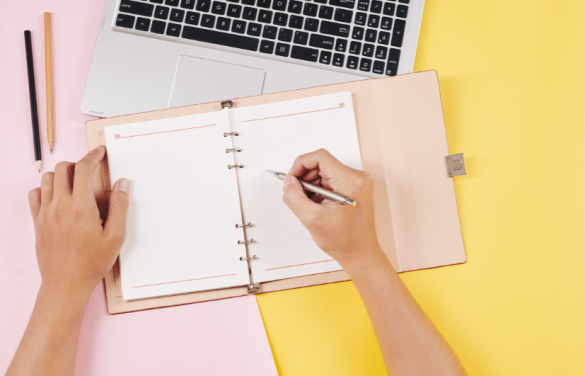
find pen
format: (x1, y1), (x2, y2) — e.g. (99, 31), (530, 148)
(267, 170), (357, 207)
(24, 30), (42, 172)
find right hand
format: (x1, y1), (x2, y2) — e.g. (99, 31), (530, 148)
(282, 149), (383, 266)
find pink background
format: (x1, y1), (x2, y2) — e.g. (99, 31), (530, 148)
(0, 1), (277, 374)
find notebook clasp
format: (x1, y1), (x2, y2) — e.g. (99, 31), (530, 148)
(247, 283), (260, 294)
(445, 153), (466, 177)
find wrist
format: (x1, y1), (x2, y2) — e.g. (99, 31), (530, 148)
(337, 245), (395, 278)
(38, 280), (94, 311)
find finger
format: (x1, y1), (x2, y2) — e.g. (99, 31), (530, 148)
(73, 146), (106, 201)
(104, 178), (130, 247)
(300, 169), (320, 182)
(40, 172), (54, 209)
(53, 162), (75, 198)
(28, 188), (41, 218)
(288, 149), (345, 180)
(282, 175), (322, 224)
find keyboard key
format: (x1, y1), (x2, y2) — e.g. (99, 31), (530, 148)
(201, 14), (215, 27)
(288, 0), (302, 14)
(186, 11), (200, 24)
(399, 0), (410, 3)
(334, 8), (353, 23)
(346, 55), (358, 69)
(362, 43), (374, 56)
(135, 17), (151, 31)
(165, 0), (180, 6)
(232, 19), (247, 33)
(183, 25), (260, 50)
(304, 18), (319, 32)
(382, 2), (395, 16)
(259, 9), (273, 23)
(375, 45), (387, 59)
(319, 6), (333, 20)
(247, 22), (262, 35)
(243, 7), (257, 20)
(166, 23), (182, 36)
(357, 0), (369, 11)
(120, 0), (154, 17)
(329, 0), (355, 9)
(227, 0), (239, 2)
(314, 0), (327, 3)
(333, 53), (345, 66)
(217, 17), (231, 30)
(349, 41), (361, 54)
(367, 14), (379, 28)
(380, 17), (392, 30)
(372, 60), (384, 74)
(291, 45), (319, 62)
(335, 38), (347, 52)
(274, 12), (288, 25)
(181, 0), (196, 9)
(354, 12), (366, 25)
(386, 47), (400, 75)
(154, 6), (170, 19)
(320, 20), (350, 37)
(278, 28), (293, 41)
(352, 26), (363, 40)
(319, 50), (332, 64)
(228, 4), (242, 17)
(309, 34), (334, 49)
(260, 39), (275, 53)
(303, 3), (318, 16)
(378, 30), (389, 45)
(272, 0), (287, 10)
(365, 29), (376, 42)
(289, 15), (304, 29)
(116, 14), (135, 28)
(294, 30), (309, 45)
(370, 0), (381, 13)
(212, 1), (226, 14)
(263, 25), (277, 38)
(257, 0), (271, 7)
(150, 0), (164, 3)
(170, 9), (185, 21)
(391, 19), (405, 47)
(150, 20), (166, 33)
(396, 4), (408, 18)
(242, 0), (255, 4)
(196, 0), (211, 12)
(275, 42), (291, 56)
(359, 58), (371, 72)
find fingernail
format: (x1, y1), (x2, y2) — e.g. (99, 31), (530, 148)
(283, 175), (292, 187)
(118, 179), (130, 193)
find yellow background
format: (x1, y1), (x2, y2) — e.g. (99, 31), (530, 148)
(256, 0), (585, 374)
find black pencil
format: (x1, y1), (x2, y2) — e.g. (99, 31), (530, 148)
(24, 30), (42, 172)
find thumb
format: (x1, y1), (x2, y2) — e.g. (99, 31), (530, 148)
(282, 175), (321, 222)
(104, 178), (130, 245)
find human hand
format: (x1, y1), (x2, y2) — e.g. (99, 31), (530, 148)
(28, 146), (129, 300)
(282, 149), (383, 266)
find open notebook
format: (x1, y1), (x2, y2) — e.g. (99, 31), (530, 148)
(105, 92), (361, 301)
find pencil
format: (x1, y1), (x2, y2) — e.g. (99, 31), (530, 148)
(45, 13), (54, 154)
(24, 30), (42, 173)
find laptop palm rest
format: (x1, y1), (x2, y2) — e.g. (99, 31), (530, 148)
(168, 55), (266, 108)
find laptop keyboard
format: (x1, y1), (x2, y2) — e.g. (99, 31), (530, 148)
(115, 0), (410, 76)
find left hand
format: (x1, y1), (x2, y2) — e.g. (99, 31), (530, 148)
(28, 145), (130, 299)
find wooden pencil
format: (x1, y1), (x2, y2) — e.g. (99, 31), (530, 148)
(45, 12), (54, 154)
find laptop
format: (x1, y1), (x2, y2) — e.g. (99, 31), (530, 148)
(81, 0), (425, 118)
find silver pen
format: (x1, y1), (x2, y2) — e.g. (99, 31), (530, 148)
(267, 170), (357, 207)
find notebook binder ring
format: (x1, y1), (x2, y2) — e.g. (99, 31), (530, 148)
(228, 164), (244, 169)
(221, 100), (234, 109)
(236, 222), (253, 228)
(238, 239), (256, 245)
(223, 132), (239, 137)
(226, 148), (242, 153)
(240, 255), (258, 261)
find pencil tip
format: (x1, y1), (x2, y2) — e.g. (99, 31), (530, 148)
(36, 160), (42, 172)
(50, 149), (53, 154)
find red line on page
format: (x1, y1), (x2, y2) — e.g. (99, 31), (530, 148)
(265, 259), (336, 271)
(114, 124), (217, 139)
(244, 103), (345, 123)
(132, 273), (236, 288)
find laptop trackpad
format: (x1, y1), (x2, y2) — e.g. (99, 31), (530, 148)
(168, 55), (266, 108)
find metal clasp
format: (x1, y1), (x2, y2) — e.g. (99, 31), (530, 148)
(445, 153), (466, 177)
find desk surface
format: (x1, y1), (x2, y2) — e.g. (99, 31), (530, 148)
(1, 1), (584, 375)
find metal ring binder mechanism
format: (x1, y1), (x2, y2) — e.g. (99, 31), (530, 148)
(222, 99), (261, 294)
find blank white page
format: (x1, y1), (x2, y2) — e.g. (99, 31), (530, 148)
(104, 111), (250, 301)
(229, 92), (362, 283)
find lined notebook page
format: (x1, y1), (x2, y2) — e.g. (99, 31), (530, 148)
(230, 92), (362, 283)
(104, 111), (250, 301)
